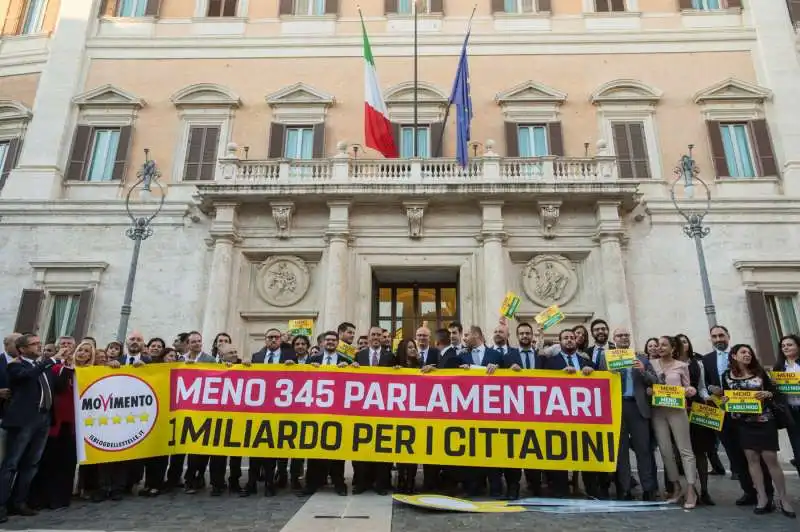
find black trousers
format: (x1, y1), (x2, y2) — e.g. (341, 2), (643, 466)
(720, 418), (774, 497)
(29, 426), (76, 509)
(97, 461), (127, 494)
(422, 465), (441, 490)
(546, 471), (570, 498)
(352, 461), (391, 491)
(165, 454), (185, 488)
(78, 464), (99, 493)
(524, 469), (542, 495)
(125, 459), (144, 491)
(209, 456), (242, 489)
(503, 468), (521, 490)
(184, 455), (209, 489)
(247, 458), (276, 489)
(143, 456), (168, 490)
(306, 459), (345, 490)
(464, 467), (502, 496)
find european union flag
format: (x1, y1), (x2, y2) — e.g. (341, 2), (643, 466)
(449, 31), (472, 167)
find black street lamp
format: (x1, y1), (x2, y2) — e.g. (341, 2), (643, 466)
(116, 150), (165, 343)
(670, 144), (718, 329)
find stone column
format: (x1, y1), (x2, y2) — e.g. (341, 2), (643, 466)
(595, 201), (632, 332)
(201, 203), (240, 341)
(1, 0), (97, 200)
(322, 201), (351, 331)
(749, 3), (800, 195)
(479, 201), (507, 332)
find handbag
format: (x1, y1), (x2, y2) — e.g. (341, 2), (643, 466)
(772, 399), (795, 430)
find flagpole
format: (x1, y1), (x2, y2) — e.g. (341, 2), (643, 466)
(413, 0), (419, 158)
(433, 5), (477, 161)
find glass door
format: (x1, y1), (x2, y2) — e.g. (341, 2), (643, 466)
(374, 283), (459, 341)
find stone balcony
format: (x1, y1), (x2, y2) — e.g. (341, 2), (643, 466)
(196, 140), (640, 210)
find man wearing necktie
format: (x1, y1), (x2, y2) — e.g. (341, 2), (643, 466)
(414, 326), (440, 368)
(0, 334), (67, 523)
(588, 319), (614, 370)
(246, 328), (298, 496)
(539, 329), (595, 498)
(353, 327), (395, 495)
(610, 327), (660, 501)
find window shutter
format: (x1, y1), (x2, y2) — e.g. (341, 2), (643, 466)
(790, 1), (800, 25)
(183, 127), (203, 180)
(537, 0), (552, 12)
(546, 122), (564, 156)
(628, 122), (650, 178)
(268, 123), (287, 158)
(14, 289), (44, 334)
(66, 125), (93, 181)
(491, 0), (505, 12)
(0, 138), (20, 190)
(612, 123), (632, 178)
(145, 0), (161, 16)
(678, 0), (693, 9)
(98, 0), (117, 17)
(727, 0), (742, 8)
(392, 123), (401, 153)
(706, 120), (729, 178)
(200, 126), (220, 180)
(504, 122), (519, 157)
(745, 290), (776, 366)
(430, 0), (444, 13)
(611, 0), (626, 11)
(3, 0), (25, 35)
(749, 119), (778, 177)
(430, 122), (444, 157)
(326, 0), (339, 15)
(223, 0), (237, 16)
(312, 123), (326, 158)
(595, 0), (610, 11)
(385, 0), (398, 14)
(43, 0), (62, 31)
(72, 289), (94, 340)
(111, 125), (132, 181)
(279, 0), (294, 15)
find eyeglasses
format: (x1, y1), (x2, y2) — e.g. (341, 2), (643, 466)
(266, 335), (281, 340)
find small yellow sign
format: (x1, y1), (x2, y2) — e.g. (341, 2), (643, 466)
(499, 292), (521, 319)
(606, 348), (636, 371)
(724, 390), (762, 414)
(534, 305), (565, 331)
(392, 328), (404, 352)
(288, 319), (313, 337)
(770, 372), (800, 395)
(335, 341), (357, 362)
(689, 402), (725, 431)
(651, 384), (686, 409)
(392, 494), (525, 513)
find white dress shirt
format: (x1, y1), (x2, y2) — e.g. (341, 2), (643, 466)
(322, 351), (339, 366)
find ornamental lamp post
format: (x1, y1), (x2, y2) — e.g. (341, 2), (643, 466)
(670, 144), (718, 330)
(115, 150), (165, 343)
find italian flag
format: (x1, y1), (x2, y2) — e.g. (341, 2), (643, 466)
(361, 17), (398, 158)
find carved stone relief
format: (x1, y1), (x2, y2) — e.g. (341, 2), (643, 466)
(256, 255), (310, 307)
(521, 254), (579, 307)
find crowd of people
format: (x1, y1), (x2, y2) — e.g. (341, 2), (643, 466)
(0, 318), (797, 523)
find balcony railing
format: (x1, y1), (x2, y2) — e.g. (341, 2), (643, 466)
(216, 141), (619, 185)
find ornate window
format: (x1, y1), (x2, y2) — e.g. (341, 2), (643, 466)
(495, 80), (567, 157)
(266, 83), (334, 159)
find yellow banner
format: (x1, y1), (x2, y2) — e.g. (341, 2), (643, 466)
(651, 384), (686, 409)
(605, 349), (636, 371)
(75, 365), (622, 472)
(724, 390), (762, 414)
(770, 372), (800, 395)
(688, 402), (724, 431)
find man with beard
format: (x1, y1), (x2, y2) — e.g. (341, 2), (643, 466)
(588, 319), (614, 370)
(703, 325), (773, 506)
(337, 322), (356, 346)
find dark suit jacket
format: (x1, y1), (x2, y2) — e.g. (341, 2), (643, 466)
(356, 348), (395, 368)
(702, 350), (726, 391)
(2, 357), (67, 428)
(417, 346), (440, 367)
(503, 347), (540, 370)
(0, 356), (8, 418)
(585, 343), (616, 371)
(540, 350), (595, 371)
(252, 345), (298, 364)
(458, 346), (504, 367)
(308, 353), (353, 366)
(437, 346), (463, 369)
(628, 354), (659, 419)
(117, 353), (152, 365)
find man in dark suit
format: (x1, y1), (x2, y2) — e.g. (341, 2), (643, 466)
(245, 328), (297, 496)
(588, 319), (615, 370)
(539, 328), (595, 498)
(610, 327), (659, 501)
(457, 325), (504, 497)
(415, 326), (440, 368)
(703, 324), (773, 506)
(0, 334), (67, 523)
(352, 326), (394, 495)
(302, 331), (351, 496)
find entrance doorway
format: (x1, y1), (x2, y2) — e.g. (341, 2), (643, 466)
(372, 278), (459, 341)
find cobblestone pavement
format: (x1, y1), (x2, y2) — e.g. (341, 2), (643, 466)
(3, 474), (799, 531)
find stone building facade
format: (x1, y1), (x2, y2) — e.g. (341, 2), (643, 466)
(0, 0), (799, 362)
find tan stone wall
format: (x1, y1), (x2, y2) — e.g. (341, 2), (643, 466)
(0, 73), (40, 106)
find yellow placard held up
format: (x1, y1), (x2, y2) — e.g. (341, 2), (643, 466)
(335, 341), (357, 362)
(770, 372), (800, 395)
(724, 390), (762, 414)
(392, 328), (404, 352)
(651, 384), (686, 409)
(534, 305), (565, 331)
(689, 402), (725, 431)
(288, 319), (313, 337)
(499, 292), (521, 319)
(606, 349), (636, 371)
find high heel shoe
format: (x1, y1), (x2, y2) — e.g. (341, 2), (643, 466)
(754, 504), (773, 515)
(777, 500), (797, 519)
(683, 487), (698, 510)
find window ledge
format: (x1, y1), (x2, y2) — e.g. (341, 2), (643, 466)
(1, 31), (50, 41)
(679, 8), (742, 16)
(279, 14), (338, 21)
(386, 13), (443, 21)
(493, 12), (550, 19)
(100, 16), (157, 22)
(63, 180), (122, 185)
(583, 11), (642, 18)
(191, 16), (248, 23)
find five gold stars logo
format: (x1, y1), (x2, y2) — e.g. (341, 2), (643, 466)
(84, 412), (151, 427)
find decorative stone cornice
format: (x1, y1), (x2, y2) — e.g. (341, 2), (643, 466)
(270, 201), (294, 239)
(402, 200), (428, 239)
(537, 200), (562, 239)
(476, 231), (509, 244)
